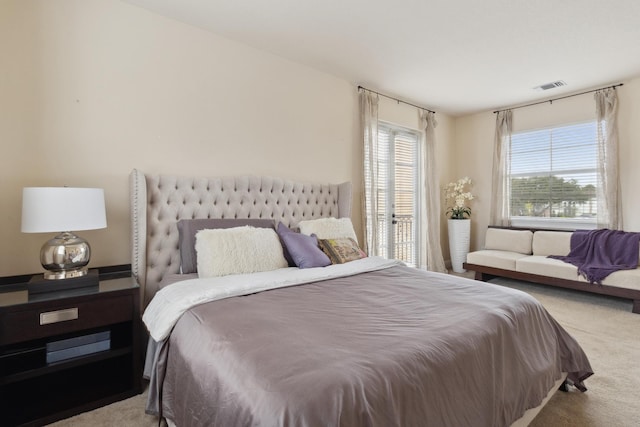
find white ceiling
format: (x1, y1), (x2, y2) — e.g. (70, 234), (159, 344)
(122, 0), (640, 116)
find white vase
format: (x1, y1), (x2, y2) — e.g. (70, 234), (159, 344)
(448, 218), (471, 273)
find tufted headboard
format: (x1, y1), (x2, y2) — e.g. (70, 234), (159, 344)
(129, 169), (352, 306)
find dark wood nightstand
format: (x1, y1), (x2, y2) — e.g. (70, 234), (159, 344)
(0, 274), (142, 426)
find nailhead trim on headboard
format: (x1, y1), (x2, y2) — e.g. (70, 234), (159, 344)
(130, 170), (352, 307)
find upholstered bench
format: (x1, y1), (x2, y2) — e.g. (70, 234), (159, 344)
(464, 227), (640, 314)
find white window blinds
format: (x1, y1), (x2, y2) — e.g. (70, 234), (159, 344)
(510, 121), (598, 228)
(393, 129), (418, 265)
(368, 123), (419, 265)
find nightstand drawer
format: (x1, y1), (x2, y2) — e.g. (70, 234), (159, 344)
(1, 294), (133, 345)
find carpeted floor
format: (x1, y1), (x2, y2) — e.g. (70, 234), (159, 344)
(48, 277), (640, 426)
(494, 279), (640, 427)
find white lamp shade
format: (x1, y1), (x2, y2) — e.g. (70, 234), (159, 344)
(21, 187), (107, 233)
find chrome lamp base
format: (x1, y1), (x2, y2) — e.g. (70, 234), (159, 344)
(40, 232), (91, 280)
(43, 266), (88, 280)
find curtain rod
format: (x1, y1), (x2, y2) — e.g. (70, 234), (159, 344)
(493, 83), (623, 114)
(358, 85), (436, 114)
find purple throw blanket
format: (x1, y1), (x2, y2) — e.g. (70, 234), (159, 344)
(549, 229), (640, 284)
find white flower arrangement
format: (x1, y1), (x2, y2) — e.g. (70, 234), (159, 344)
(445, 177), (474, 219)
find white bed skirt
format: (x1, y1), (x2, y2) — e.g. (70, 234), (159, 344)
(511, 374), (565, 426)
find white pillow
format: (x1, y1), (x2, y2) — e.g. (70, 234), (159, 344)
(195, 226), (288, 277)
(298, 217), (358, 243)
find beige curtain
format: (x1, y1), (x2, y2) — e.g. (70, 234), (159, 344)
(490, 110), (512, 226)
(360, 90), (380, 255)
(595, 88), (622, 230)
(418, 111), (447, 272)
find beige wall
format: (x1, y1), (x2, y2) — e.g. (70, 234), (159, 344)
(454, 77), (640, 251)
(1, 0), (456, 276)
(0, 0), (363, 276)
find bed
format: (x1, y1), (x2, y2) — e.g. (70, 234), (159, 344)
(131, 169), (593, 427)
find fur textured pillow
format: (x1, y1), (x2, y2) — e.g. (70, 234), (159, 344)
(195, 226), (288, 277)
(178, 218), (275, 273)
(298, 217), (358, 243)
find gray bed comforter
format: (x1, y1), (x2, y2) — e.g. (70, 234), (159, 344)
(146, 264), (592, 427)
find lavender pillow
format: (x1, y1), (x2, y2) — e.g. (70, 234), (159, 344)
(277, 222), (331, 269)
(177, 218), (275, 273)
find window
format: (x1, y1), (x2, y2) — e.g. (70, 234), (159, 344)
(509, 121), (598, 229)
(366, 122), (421, 266)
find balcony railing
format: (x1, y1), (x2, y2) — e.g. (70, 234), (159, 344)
(376, 214), (416, 266)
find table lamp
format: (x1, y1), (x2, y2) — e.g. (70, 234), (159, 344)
(21, 187), (107, 281)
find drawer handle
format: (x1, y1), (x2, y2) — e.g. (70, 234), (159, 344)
(40, 308), (79, 325)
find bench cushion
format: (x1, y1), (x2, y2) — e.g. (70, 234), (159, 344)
(516, 256), (580, 281)
(485, 228), (533, 255)
(466, 250), (529, 271)
(583, 268), (640, 291)
(532, 231), (573, 256)
(516, 255), (640, 291)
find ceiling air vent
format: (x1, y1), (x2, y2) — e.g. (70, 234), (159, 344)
(534, 80), (567, 91)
